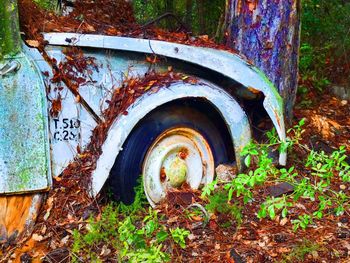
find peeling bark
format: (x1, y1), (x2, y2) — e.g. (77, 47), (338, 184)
(225, 0), (301, 121)
(0, 0), (21, 59)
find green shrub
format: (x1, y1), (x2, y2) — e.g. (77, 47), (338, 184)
(300, 0), (350, 87)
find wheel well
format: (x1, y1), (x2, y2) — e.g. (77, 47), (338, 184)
(161, 57), (272, 140)
(132, 97), (236, 164)
(102, 97), (236, 198)
(92, 82), (252, 197)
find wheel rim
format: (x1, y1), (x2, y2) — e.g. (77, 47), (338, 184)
(142, 127), (215, 206)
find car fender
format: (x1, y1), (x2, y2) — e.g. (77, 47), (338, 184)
(44, 33), (286, 167)
(91, 81), (251, 196)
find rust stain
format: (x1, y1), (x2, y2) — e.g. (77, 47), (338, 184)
(247, 0), (258, 12)
(247, 86), (262, 94)
(0, 194), (42, 247)
(273, 108), (282, 128)
(178, 148), (189, 160)
(160, 167), (167, 182)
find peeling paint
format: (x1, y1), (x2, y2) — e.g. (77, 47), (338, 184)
(1, 32), (286, 195)
(0, 52), (51, 193)
(43, 33), (286, 161)
(92, 82), (251, 196)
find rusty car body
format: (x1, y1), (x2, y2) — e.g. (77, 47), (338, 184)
(0, 0), (286, 241)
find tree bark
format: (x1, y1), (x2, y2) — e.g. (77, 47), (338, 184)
(197, 0), (206, 34)
(185, 0), (193, 31)
(165, 0), (174, 29)
(225, 0), (301, 121)
(0, 0), (21, 59)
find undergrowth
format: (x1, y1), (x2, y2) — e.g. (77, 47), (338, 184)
(281, 239), (323, 263)
(202, 118), (350, 232)
(72, 119), (349, 262)
(71, 181), (189, 262)
(298, 0), (350, 106)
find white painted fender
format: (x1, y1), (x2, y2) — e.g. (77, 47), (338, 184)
(44, 32), (286, 167)
(91, 81), (251, 196)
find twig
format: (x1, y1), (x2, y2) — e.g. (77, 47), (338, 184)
(186, 203), (210, 227)
(141, 12), (190, 33)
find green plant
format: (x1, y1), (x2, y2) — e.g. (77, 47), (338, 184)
(305, 146), (350, 185)
(201, 179), (217, 198)
(118, 217), (146, 252)
(170, 227), (190, 249)
(282, 239), (322, 263)
(205, 192), (243, 224)
(300, 1), (350, 88)
(332, 147), (350, 182)
(313, 195), (332, 219)
(293, 177), (316, 201)
(132, 0), (225, 38)
(286, 118), (306, 148)
(117, 208), (170, 261)
(33, 0), (56, 10)
(278, 166), (298, 182)
(224, 172), (253, 204)
(257, 195), (293, 220)
(333, 191), (349, 216)
(71, 181), (171, 262)
(118, 179), (148, 215)
(200, 119), (349, 237)
(184, 206), (203, 219)
(223, 143), (279, 205)
(292, 214), (313, 231)
(125, 245), (169, 263)
(71, 204), (120, 262)
(143, 207), (160, 237)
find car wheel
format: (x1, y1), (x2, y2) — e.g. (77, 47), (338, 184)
(109, 100), (233, 205)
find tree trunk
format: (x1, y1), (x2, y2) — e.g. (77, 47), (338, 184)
(185, 0), (193, 31)
(165, 0), (174, 30)
(225, 0), (301, 121)
(0, 0), (21, 59)
(197, 0), (206, 34)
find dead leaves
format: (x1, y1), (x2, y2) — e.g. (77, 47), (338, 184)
(14, 66), (199, 262)
(145, 55), (160, 64)
(49, 94), (62, 117)
(43, 197), (54, 221)
(25, 40), (40, 48)
(19, 0), (239, 61)
(103, 69), (198, 123)
(310, 113), (342, 139)
(19, 0), (135, 39)
(31, 234), (44, 242)
(47, 48), (98, 117)
(295, 94), (350, 156)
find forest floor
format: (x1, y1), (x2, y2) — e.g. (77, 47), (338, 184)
(1, 1), (350, 262)
(2, 86), (349, 263)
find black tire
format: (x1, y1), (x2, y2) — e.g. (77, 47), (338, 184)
(109, 99), (234, 204)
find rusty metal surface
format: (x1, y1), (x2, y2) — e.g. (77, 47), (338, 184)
(5, 33), (286, 196)
(25, 43), (252, 197)
(142, 127), (215, 206)
(0, 52), (51, 193)
(43, 33), (286, 165)
(0, 193), (43, 254)
(91, 81), (252, 196)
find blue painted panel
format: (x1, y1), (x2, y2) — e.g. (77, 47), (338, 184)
(0, 52), (51, 193)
